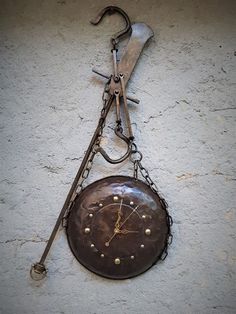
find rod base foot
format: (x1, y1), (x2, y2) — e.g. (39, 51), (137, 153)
(30, 262), (47, 281)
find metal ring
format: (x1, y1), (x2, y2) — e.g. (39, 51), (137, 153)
(130, 150), (143, 162)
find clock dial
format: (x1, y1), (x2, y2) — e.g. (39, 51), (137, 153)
(66, 176), (170, 279)
(91, 200), (143, 256)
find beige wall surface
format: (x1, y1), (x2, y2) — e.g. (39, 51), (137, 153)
(0, 0), (235, 313)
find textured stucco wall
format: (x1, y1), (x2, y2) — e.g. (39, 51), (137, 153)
(0, 0), (235, 313)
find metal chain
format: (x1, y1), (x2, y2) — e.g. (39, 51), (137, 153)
(130, 143), (173, 260)
(77, 82), (110, 192)
(138, 158), (173, 260)
(138, 161), (161, 195)
(62, 83), (110, 227)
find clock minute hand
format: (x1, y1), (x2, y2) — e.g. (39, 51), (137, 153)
(119, 205), (140, 229)
(105, 230), (119, 247)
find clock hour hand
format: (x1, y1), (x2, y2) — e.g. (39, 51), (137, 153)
(115, 198), (123, 229)
(105, 227), (138, 247)
(105, 198), (123, 247)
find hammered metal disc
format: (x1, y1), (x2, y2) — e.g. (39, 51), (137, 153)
(66, 176), (169, 279)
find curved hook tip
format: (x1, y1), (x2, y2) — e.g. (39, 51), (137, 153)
(90, 6), (114, 25)
(90, 17), (99, 25)
(90, 6), (131, 45)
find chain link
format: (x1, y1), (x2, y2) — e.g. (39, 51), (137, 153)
(62, 84), (111, 226)
(130, 143), (173, 259)
(138, 160), (160, 195)
(78, 83), (110, 192)
(133, 160), (139, 179)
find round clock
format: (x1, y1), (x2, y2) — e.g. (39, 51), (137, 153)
(66, 176), (170, 279)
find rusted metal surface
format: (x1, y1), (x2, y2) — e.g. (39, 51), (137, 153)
(66, 176), (170, 279)
(118, 23), (154, 85)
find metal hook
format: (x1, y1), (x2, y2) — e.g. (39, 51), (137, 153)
(90, 6), (131, 47)
(97, 126), (132, 164)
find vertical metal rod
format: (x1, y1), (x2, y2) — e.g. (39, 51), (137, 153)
(114, 90), (121, 122)
(34, 95), (114, 268)
(112, 49), (118, 80)
(120, 74), (134, 139)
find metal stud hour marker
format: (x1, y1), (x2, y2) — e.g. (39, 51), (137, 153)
(130, 255), (135, 260)
(145, 228), (151, 235)
(90, 244), (95, 248)
(140, 244), (145, 248)
(89, 213), (93, 218)
(100, 254), (105, 258)
(113, 196), (119, 201)
(142, 215), (146, 219)
(105, 242), (109, 247)
(84, 227), (90, 234)
(99, 203), (103, 207)
(114, 258), (121, 265)
(130, 201), (134, 205)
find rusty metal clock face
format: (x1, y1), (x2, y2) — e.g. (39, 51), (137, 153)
(66, 176), (169, 279)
